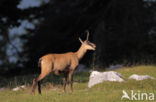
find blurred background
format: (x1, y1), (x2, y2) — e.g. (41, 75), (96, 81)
(0, 0), (156, 77)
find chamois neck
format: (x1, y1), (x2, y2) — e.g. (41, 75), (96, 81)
(75, 44), (87, 60)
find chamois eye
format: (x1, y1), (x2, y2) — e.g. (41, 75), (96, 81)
(87, 42), (93, 47)
(86, 41), (91, 44)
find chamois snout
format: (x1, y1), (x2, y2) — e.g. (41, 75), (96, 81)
(91, 43), (96, 50)
(84, 41), (96, 51)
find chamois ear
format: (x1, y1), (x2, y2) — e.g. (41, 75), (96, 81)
(79, 37), (83, 44)
(86, 30), (89, 41)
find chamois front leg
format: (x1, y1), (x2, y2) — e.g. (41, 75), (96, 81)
(68, 71), (74, 92)
(38, 81), (41, 94)
(63, 73), (68, 93)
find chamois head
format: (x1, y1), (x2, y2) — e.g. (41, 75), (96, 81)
(79, 31), (96, 50)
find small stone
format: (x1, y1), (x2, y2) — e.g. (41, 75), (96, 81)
(129, 74), (154, 81)
(0, 88), (6, 91)
(12, 87), (20, 91)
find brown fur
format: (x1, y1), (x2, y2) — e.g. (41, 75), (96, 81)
(31, 32), (96, 94)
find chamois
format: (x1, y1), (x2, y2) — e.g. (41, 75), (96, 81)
(31, 31), (96, 94)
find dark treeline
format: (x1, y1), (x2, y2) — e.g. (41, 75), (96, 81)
(0, 0), (156, 76)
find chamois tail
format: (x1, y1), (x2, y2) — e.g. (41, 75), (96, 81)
(38, 58), (42, 68)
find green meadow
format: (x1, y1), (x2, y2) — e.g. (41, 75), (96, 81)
(0, 65), (156, 102)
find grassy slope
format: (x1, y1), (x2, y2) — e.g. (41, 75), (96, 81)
(0, 65), (156, 102)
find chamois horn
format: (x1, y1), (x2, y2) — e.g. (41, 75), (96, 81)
(86, 30), (89, 41)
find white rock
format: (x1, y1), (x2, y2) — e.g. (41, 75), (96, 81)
(129, 74), (154, 81)
(88, 71), (124, 88)
(0, 88), (6, 91)
(12, 85), (26, 91)
(12, 87), (20, 91)
(20, 85), (26, 89)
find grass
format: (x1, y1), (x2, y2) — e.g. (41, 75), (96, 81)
(0, 65), (156, 102)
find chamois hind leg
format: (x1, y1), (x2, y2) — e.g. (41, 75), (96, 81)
(31, 78), (37, 94)
(68, 71), (74, 92)
(31, 73), (48, 94)
(32, 60), (52, 94)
